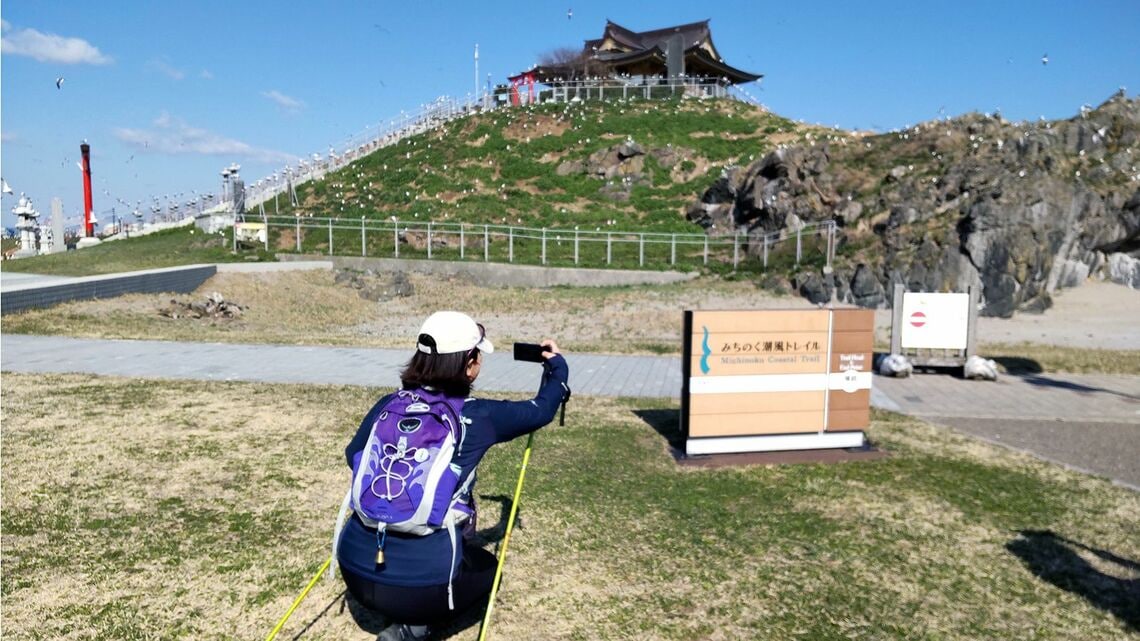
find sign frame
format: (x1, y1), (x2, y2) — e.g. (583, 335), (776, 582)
(681, 308), (874, 456)
(889, 285), (979, 369)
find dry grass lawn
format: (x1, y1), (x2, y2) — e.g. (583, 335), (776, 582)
(2, 373), (1137, 640)
(5, 268), (1138, 373)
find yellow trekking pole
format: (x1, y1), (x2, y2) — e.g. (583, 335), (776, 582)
(477, 430), (536, 641)
(264, 557), (331, 641)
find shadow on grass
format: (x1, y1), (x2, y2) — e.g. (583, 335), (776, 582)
(631, 408), (684, 452)
(1021, 375), (1140, 401)
(472, 494), (513, 547)
(342, 589), (388, 636)
(1006, 529), (1139, 631)
(287, 590), (351, 639)
(991, 355), (1045, 374)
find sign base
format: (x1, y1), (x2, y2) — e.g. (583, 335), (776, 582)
(686, 431), (865, 456)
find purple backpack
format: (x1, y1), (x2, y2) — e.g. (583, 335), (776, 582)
(350, 389), (469, 535)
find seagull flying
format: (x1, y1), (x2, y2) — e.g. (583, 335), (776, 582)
(567, 8), (572, 20)
(1041, 53), (1049, 65)
(56, 77), (64, 89)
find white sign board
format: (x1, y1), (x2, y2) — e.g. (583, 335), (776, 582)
(900, 292), (969, 350)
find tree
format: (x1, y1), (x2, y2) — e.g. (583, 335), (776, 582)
(537, 46), (595, 80)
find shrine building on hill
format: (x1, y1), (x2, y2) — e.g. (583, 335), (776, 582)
(507, 19), (760, 101)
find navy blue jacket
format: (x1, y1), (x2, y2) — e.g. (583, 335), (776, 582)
(337, 354), (568, 587)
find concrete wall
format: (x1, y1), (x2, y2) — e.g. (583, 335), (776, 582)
(1, 264), (217, 315)
(277, 254), (698, 288)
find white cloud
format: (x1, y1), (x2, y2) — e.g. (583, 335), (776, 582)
(148, 58), (185, 80)
(1, 129), (18, 143)
(199, 69), (214, 80)
(1, 20), (112, 65)
(113, 113), (294, 164)
(262, 89), (304, 112)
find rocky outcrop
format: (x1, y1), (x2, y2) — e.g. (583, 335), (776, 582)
(334, 269), (415, 301)
(689, 91), (1140, 316)
(159, 292), (245, 320)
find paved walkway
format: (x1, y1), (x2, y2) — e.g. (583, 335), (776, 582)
(3, 334), (1138, 488)
(874, 374), (1140, 488)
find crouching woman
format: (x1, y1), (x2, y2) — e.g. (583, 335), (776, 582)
(336, 311), (568, 640)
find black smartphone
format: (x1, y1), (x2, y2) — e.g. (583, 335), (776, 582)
(513, 342), (545, 363)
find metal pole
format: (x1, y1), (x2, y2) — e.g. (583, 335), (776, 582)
(965, 285), (979, 360)
(361, 216), (366, 257)
(796, 227), (802, 265)
(828, 223), (836, 269)
(671, 234), (676, 265)
(295, 217), (301, 252)
(427, 222), (433, 260)
(484, 225), (489, 261)
(476, 431), (536, 641)
(509, 227), (514, 263)
(703, 236), (708, 265)
(264, 558), (332, 641)
(606, 233), (612, 265)
(733, 233), (739, 270)
(890, 284), (905, 356)
(574, 230), (579, 264)
(639, 233), (644, 267)
(542, 228), (547, 265)
(460, 225), (465, 260)
(394, 219), (400, 258)
(763, 235), (769, 268)
(328, 218), (333, 255)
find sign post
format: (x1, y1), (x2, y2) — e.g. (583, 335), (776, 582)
(890, 285), (978, 370)
(681, 309), (874, 456)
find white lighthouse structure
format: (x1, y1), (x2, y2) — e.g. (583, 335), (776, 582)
(11, 193), (41, 258)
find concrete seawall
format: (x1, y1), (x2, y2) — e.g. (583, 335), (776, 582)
(0, 264), (217, 315)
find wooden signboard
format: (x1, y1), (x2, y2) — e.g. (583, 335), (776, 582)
(682, 309), (874, 455)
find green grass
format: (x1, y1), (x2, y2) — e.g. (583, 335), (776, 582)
(0, 226), (274, 276)
(2, 374), (1137, 640)
(982, 342), (1140, 376)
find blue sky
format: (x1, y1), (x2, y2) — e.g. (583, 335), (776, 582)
(2, 0), (1138, 228)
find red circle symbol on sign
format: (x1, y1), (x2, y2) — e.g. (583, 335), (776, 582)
(909, 311), (927, 328)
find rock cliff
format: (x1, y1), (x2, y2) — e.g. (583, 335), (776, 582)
(689, 91), (1140, 316)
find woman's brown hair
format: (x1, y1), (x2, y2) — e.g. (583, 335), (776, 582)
(399, 340), (477, 397)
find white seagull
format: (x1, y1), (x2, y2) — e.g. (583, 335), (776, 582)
(1041, 53), (1049, 66)
(56, 77), (64, 89)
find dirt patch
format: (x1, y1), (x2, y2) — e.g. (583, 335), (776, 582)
(689, 131), (761, 141)
(502, 113), (570, 141)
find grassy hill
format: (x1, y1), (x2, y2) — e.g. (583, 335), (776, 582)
(277, 97), (816, 232)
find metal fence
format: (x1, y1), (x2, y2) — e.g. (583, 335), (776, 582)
(249, 215), (834, 272)
(509, 77), (759, 106)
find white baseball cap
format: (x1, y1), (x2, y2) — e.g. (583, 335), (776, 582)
(416, 311), (494, 355)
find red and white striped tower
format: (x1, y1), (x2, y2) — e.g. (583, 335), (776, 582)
(80, 142), (95, 237)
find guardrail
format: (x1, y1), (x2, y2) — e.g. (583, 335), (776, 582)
(248, 215), (834, 272)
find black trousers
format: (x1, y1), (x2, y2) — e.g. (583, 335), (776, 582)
(342, 543), (498, 626)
